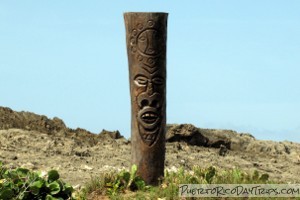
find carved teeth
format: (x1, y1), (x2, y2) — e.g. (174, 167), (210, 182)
(138, 109), (160, 130)
(141, 112), (158, 124)
(142, 112), (157, 118)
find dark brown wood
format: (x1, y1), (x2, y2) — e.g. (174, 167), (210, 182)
(124, 12), (168, 185)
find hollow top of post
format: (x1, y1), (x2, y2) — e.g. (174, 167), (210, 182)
(124, 12), (168, 24)
(124, 12), (168, 19)
(124, 12), (168, 15)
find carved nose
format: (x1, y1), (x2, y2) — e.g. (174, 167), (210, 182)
(138, 93), (161, 108)
(147, 82), (154, 95)
(140, 99), (158, 108)
(140, 99), (149, 107)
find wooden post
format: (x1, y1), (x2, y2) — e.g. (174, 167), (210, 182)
(124, 12), (168, 185)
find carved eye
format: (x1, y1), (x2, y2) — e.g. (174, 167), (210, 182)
(139, 36), (146, 42)
(134, 75), (148, 86)
(152, 77), (164, 85)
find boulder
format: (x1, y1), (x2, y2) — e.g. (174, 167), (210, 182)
(0, 106), (66, 134)
(98, 129), (123, 140)
(166, 124), (230, 149)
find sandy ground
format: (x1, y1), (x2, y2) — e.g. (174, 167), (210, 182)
(0, 107), (300, 188)
(1, 128), (300, 188)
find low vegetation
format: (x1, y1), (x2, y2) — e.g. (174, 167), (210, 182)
(0, 162), (74, 200)
(1, 162), (298, 200)
(75, 165), (298, 200)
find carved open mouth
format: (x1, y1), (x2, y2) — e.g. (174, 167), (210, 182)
(141, 112), (158, 124)
(137, 107), (161, 146)
(138, 107), (160, 130)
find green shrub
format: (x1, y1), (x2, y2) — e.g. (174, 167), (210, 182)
(105, 165), (146, 196)
(78, 165), (276, 199)
(0, 162), (74, 200)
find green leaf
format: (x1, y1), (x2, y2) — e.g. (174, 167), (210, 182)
(120, 171), (130, 183)
(30, 180), (44, 195)
(4, 170), (17, 180)
(130, 165), (137, 177)
(48, 170), (60, 182)
(205, 166), (216, 183)
(16, 168), (30, 177)
(232, 169), (242, 181)
(260, 173), (269, 182)
(127, 164), (138, 189)
(252, 170), (259, 180)
(134, 176), (145, 190)
(45, 194), (59, 200)
(30, 185), (40, 196)
(32, 180), (44, 188)
(0, 188), (14, 200)
(48, 181), (61, 195)
(62, 183), (74, 194)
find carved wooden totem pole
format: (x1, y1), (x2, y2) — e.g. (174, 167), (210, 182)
(124, 12), (168, 185)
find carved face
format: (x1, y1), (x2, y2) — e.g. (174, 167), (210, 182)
(137, 29), (162, 56)
(133, 69), (165, 146)
(129, 20), (166, 146)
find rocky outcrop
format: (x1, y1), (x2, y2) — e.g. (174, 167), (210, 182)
(1, 106), (298, 158)
(0, 106), (124, 147)
(98, 129), (123, 140)
(0, 107), (66, 134)
(166, 124), (231, 149)
(166, 124), (207, 145)
(1, 106), (300, 186)
(166, 124), (298, 158)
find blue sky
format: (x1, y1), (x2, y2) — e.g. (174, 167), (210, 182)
(1, 1), (299, 142)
